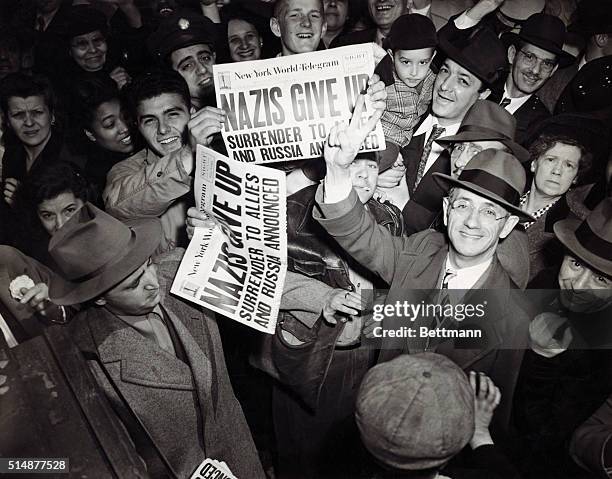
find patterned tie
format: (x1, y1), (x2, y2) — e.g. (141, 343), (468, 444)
(415, 125), (445, 189)
(500, 97), (511, 109)
(36, 15), (46, 32)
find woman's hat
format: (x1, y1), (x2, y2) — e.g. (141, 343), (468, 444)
(437, 100), (529, 162)
(554, 198), (612, 277)
(53, 5), (108, 40)
(48, 203), (162, 306)
(502, 13), (575, 67)
(433, 149), (535, 221)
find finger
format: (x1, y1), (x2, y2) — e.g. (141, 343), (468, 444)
(191, 106), (226, 120)
(479, 373), (490, 397)
(363, 107), (383, 135)
(351, 94), (366, 126)
(4, 178), (19, 188)
(469, 371), (477, 392)
(492, 386), (502, 407)
(19, 286), (43, 305)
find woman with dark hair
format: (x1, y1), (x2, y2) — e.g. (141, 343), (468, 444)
(69, 76), (139, 197)
(520, 131), (594, 284)
(0, 162), (96, 341)
(0, 72), (81, 208)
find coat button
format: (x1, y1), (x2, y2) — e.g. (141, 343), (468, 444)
(157, 171), (163, 177)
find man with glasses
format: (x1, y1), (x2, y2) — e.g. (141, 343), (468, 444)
(500, 13), (575, 144)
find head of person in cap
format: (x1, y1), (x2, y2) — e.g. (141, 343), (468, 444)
(437, 99), (529, 178)
(502, 13), (575, 98)
(434, 149), (533, 268)
(433, 26), (507, 127)
(355, 353), (475, 476)
(568, 0), (612, 63)
(148, 9), (217, 110)
(270, 0), (326, 56)
(554, 198), (612, 314)
(384, 14), (437, 89)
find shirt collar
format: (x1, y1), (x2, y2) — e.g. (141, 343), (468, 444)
(443, 254), (493, 290)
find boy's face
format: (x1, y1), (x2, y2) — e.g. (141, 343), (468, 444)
(271, 0), (326, 56)
(349, 157), (379, 203)
(391, 47), (435, 87)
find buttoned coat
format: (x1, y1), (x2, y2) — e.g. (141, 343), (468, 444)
(512, 94), (551, 145)
(67, 249), (265, 479)
(315, 188), (532, 439)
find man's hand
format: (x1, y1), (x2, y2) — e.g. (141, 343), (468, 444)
(469, 371), (501, 449)
(3, 178), (20, 206)
(188, 107), (226, 151)
(19, 283), (55, 317)
(322, 289), (361, 325)
(185, 206), (217, 240)
(109, 66), (131, 89)
(376, 156), (406, 188)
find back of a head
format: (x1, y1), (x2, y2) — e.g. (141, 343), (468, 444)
(355, 353), (475, 474)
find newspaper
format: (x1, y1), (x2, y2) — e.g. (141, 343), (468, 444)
(213, 44), (385, 163)
(190, 458), (237, 479)
(171, 146), (287, 334)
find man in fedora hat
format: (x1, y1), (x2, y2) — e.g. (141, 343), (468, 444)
(47, 203), (265, 479)
(316, 114), (534, 438)
(499, 13), (575, 144)
(512, 199), (612, 477)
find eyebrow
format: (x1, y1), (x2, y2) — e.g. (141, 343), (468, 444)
(126, 268), (145, 289)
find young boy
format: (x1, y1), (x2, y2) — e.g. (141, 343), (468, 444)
(376, 13), (438, 149)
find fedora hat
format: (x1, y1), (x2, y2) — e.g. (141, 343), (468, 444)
(502, 13), (575, 67)
(498, 0), (545, 22)
(438, 26), (507, 88)
(554, 198), (612, 277)
(437, 100), (529, 162)
(48, 203), (162, 306)
(148, 9), (217, 59)
(433, 149), (535, 221)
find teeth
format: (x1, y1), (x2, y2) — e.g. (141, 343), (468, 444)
(159, 137), (178, 144)
(376, 5), (392, 10)
(120, 136), (131, 144)
(297, 34), (312, 38)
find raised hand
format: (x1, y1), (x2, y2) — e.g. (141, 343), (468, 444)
(322, 289), (361, 325)
(188, 106), (226, 150)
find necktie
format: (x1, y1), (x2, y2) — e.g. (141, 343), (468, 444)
(500, 97), (511, 109)
(147, 310), (176, 356)
(36, 16), (46, 32)
(415, 125), (445, 189)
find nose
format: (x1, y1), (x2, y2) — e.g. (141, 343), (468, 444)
(55, 215), (66, 232)
(409, 63), (418, 76)
(439, 75), (451, 91)
(143, 265), (159, 290)
(573, 269), (591, 290)
(529, 60), (541, 74)
(86, 40), (97, 53)
(239, 38), (249, 50)
(464, 205), (481, 228)
(23, 112), (35, 126)
(196, 59), (209, 74)
(301, 14), (312, 27)
(551, 161), (562, 175)
(117, 118), (129, 135)
(157, 119), (170, 135)
(454, 149), (469, 171)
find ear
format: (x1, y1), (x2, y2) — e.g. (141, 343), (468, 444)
(84, 129), (96, 142)
(594, 33), (609, 48)
(387, 48), (394, 58)
(499, 214), (519, 239)
(94, 297), (107, 307)
(530, 161), (536, 173)
(507, 44), (517, 64)
(442, 196), (450, 227)
(478, 88), (491, 100)
(270, 17), (281, 38)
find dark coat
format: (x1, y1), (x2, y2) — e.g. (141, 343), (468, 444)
(537, 63), (579, 114)
(513, 94), (551, 146)
(67, 249), (265, 479)
(330, 28), (377, 49)
(315, 188), (533, 439)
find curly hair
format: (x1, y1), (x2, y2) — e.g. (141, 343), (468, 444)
(0, 73), (56, 119)
(529, 134), (593, 185)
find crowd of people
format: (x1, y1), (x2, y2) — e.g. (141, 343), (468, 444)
(1, 0), (612, 478)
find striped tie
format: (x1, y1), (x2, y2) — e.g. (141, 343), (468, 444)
(500, 97), (511, 109)
(415, 125), (445, 189)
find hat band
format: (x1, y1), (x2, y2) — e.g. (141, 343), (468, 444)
(459, 169), (520, 205)
(72, 230), (137, 283)
(575, 221), (612, 261)
(458, 125), (512, 141)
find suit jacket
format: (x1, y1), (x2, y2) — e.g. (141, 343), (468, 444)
(513, 94), (551, 145)
(68, 249), (264, 479)
(315, 188), (532, 438)
(537, 63), (579, 114)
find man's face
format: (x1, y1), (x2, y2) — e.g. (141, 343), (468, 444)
(271, 0), (326, 56)
(37, 192), (84, 236)
(0, 40), (21, 79)
(170, 44), (215, 104)
(324, 0), (349, 32)
(507, 43), (558, 96)
(136, 93), (190, 157)
(433, 59), (488, 124)
(558, 255), (612, 313)
(96, 258), (161, 316)
(69, 31), (108, 72)
(450, 141), (507, 178)
(531, 142), (580, 198)
(349, 157), (379, 203)
(228, 19), (262, 62)
(392, 47), (435, 88)
(368, 0), (407, 32)
(443, 188), (518, 266)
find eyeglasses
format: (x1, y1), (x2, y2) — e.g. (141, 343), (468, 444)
(449, 199), (509, 223)
(518, 49), (557, 73)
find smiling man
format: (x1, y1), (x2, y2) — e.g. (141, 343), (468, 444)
(103, 69), (226, 253)
(270, 0), (327, 56)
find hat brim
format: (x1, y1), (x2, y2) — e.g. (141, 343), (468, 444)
(437, 132), (530, 163)
(437, 36), (503, 87)
(49, 219), (162, 306)
(433, 172), (535, 221)
(502, 32), (576, 67)
(554, 218), (612, 276)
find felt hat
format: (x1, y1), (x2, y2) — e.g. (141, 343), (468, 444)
(437, 100), (529, 162)
(498, 0), (545, 22)
(48, 203), (162, 306)
(433, 149), (535, 221)
(569, 0), (612, 37)
(53, 5), (108, 40)
(384, 14), (437, 51)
